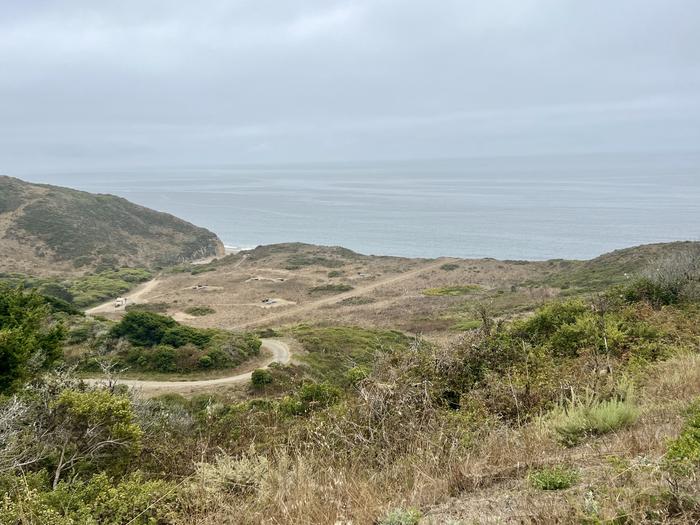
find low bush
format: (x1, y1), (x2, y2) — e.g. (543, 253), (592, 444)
(423, 285), (479, 296)
(451, 319), (481, 331)
(279, 382), (342, 416)
(379, 507), (422, 525)
(185, 306), (216, 316)
(549, 394), (639, 447)
(104, 311), (261, 373)
(110, 311), (211, 348)
(125, 302), (169, 313)
(529, 466), (579, 490)
(251, 368), (273, 388)
(190, 266), (216, 275)
(0, 471), (175, 525)
(69, 268), (153, 307)
(110, 311), (177, 346)
(665, 398), (700, 476)
(309, 283), (354, 294)
(291, 325), (411, 386)
(624, 277), (685, 308)
(338, 296), (375, 306)
(285, 254), (345, 270)
(0, 268), (153, 308)
(623, 246), (700, 308)
(440, 263), (460, 271)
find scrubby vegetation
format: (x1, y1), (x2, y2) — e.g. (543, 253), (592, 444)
(286, 255), (346, 270)
(0, 285), (64, 393)
(1, 176), (222, 270)
(338, 295), (375, 306)
(423, 285), (479, 296)
(2, 246), (700, 523)
(0, 267), (152, 307)
(185, 305), (216, 316)
(126, 301), (170, 313)
(665, 399), (700, 476)
(549, 391), (639, 446)
(379, 507), (422, 525)
(309, 283), (354, 294)
(529, 466), (579, 490)
(87, 311), (262, 373)
(290, 325), (411, 386)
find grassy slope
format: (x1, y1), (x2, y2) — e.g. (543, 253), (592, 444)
(0, 176), (224, 273)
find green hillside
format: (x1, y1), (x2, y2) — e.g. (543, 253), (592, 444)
(0, 176), (224, 274)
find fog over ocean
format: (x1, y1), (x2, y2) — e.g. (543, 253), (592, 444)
(22, 153), (700, 260)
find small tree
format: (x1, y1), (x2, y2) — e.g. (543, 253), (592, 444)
(48, 389), (143, 487)
(0, 285), (64, 393)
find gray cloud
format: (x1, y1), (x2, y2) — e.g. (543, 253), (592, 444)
(1, 0), (699, 172)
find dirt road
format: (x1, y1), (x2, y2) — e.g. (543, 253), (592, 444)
(85, 278), (161, 316)
(240, 258), (455, 328)
(83, 338), (290, 396)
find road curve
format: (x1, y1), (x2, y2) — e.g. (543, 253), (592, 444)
(84, 339), (290, 395)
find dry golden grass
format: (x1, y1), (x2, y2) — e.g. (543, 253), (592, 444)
(169, 351), (700, 525)
(426, 352), (700, 524)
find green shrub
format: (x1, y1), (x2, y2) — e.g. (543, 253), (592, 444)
(451, 319), (481, 331)
(624, 277), (682, 308)
(379, 507), (422, 525)
(0, 471), (175, 525)
(622, 248), (700, 307)
(0, 286), (65, 393)
(190, 266), (216, 275)
(185, 306), (216, 316)
(345, 365), (370, 385)
(69, 268), (153, 307)
(279, 382), (341, 416)
(338, 296), (375, 306)
(309, 283), (354, 294)
(251, 368), (273, 388)
(110, 311), (177, 346)
(285, 255), (345, 270)
(529, 466), (579, 490)
(106, 312), (260, 373)
(38, 282), (74, 303)
(291, 325), (410, 386)
(257, 327), (279, 338)
(423, 285), (479, 296)
(162, 325), (211, 348)
(111, 311), (211, 348)
(550, 395), (640, 447)
(150, 346), (178, 372)
(198, 354), (213, 368)
(125, 302), (169, 313)
(440, 263), (460, 271)
(665, 399), (700, 476)
(327, 270), (343, 277)
(516, 300), (590, 345)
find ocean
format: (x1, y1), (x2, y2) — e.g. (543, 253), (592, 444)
(21, 153), (700, 261)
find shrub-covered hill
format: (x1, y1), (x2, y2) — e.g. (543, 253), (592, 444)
(71, 310), (262, 374)
(0, 176), (225, 275)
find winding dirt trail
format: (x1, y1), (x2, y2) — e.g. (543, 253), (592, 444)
(83, 339), (290, 396)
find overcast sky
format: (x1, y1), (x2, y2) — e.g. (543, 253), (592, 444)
(1, 0), (699, 173)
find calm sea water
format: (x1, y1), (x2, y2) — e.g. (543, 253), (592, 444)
(22, 153), (700, 260)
